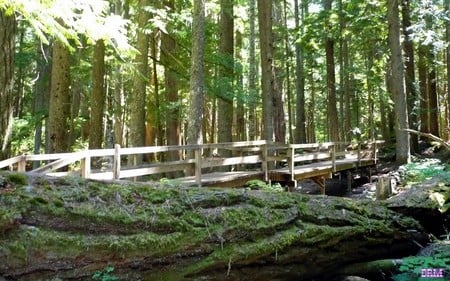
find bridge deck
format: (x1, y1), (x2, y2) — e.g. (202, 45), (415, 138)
(178, 157), (375, 188)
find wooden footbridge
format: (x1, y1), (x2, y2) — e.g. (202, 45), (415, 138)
(0, 140), (383, 191)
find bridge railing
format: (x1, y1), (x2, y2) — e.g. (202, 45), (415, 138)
(0, 141), (273, 184)
(0, 140), (383, 186)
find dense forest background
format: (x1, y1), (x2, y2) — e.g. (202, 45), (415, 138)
(1, 0), (449, 165)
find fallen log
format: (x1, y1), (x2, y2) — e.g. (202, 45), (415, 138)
(0, 171), (448, 281)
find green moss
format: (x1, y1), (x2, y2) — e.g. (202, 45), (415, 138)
(28, 196), (48, 205)
(6, 172), (27, 186)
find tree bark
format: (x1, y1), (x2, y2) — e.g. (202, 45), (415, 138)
(129, 0), (150, 165)
(33, 41), (52, 166)
(294, 0), (307, 144)
(186, 0), (205, 150)
(48, 39), (71, 153)
(89, 39), (106, 149)
(248, 0), (258, 141)
(401, 0), (419, 153)
(0, 10), (16, 159)
(217, 0), (234, 158)
(257, 0), (275, 142)
(0, 172), (446, 280)
(161, 0), (181, 162)
(387, 0), (410, 164)
(323, 0), (340, 142)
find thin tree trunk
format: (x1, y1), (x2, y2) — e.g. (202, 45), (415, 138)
(129, 0), (150, 165)
(418, 46), (429, 134)
(428, 50), (439, 137)
(323, 0), (339, 142)
(48, 40), (71, 153)
(162, 0), (181, 162)
(257, 0), (275, 142)
(186, 0), (205, 150)
(401, 0), (419, 152)
(282, 0), (293, 143)
(248, 0), (258, 141)
(89, 39), (106, 149)
(446, 0), (450, 140)
(217, 0), (234, 158)
(294, 0), (307, 144)
(343, 37), (351, 141)
(235, 31), (246, 141)
(307, 67), (316, 143)
(273, 2), (286, 144)
(387, 0), (410, 164)
(0, 10), (16, 159)
(33, 42), (52, 167)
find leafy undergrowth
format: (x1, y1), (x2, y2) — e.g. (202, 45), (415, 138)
(392, 242), (450, 281)
(399, 157), (450, 185)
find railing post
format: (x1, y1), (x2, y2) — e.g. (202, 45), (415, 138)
(373, 141), (378, 164)
(357, 142), (361, 167)
(262, 143), (268, 181)
(288, 146), (295, 181)
(113, 144), (121, 180)
(18, 155), (26, 172)
(194, 147), (202, 187)
(331, 145), (336, 172)
(81, 153), (91, 179)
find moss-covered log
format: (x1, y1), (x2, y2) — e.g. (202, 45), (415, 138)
(0, 172), (448, 280)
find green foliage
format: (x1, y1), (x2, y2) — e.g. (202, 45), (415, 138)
(92, 266), (118, 281)
(398, 158), (447, 184)
(246, 180), (284, 192)
(6, 172), (28, 186)
(11, 115), (35, 155)
(392, 254), (450, 281)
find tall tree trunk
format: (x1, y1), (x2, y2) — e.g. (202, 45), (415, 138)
(294, 0), (307, 144)
(89, 39), (106, 149)
(186, 0), (205, 149)
(418, 46), (429, 134)
(273, 2), (286, 143)
(446, 0), (450, 140)
(162, 0), (181, 162)
(283, 0), (293, 143)
(129, 0), (150, 164)
(428, 50), (439, 137)
(48, 40), (71, 153)
(248, 0), (258, 141)
(33, 42), (52, 167)
(343, 37), (351, 141)
(366, 48), (375, 140)
(307, 67), (316, 143)
(257, 0), (275, 142)
(235, 31), (246, 141)
(0, 10), (16, 159)
(387, 0), (410, 164)
(217, 0), (234, 155)
(323, 0), (339, 142)
(401, 0), (419, 152)
(112, 0), (129, 146)
(148, 30), (161, 151)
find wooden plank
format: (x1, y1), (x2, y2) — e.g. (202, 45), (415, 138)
(177, 171), (264, 187)
(0, 156), (24, 169)
(200, 155), (262, 168)
(119, 163), (192, 178)
(31, 153), (84, 173)
(292, 152), (331, 162)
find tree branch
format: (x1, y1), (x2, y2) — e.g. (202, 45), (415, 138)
(404, 129), (450, 149)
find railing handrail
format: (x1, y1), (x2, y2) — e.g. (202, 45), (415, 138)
(0, 140), (384, 186)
